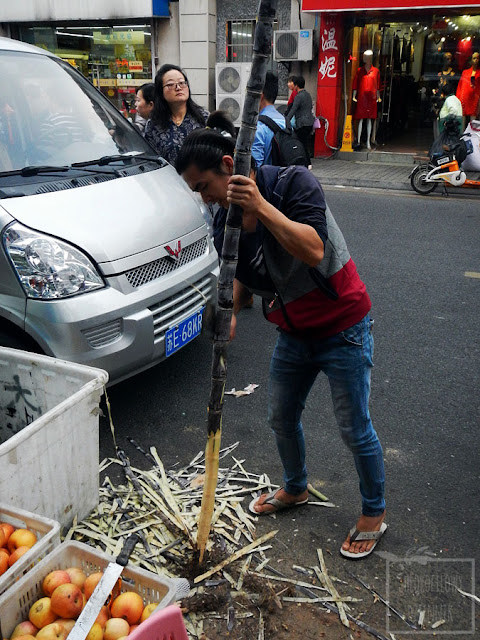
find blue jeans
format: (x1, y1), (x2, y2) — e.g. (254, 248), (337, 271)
(268, 314), (385, 517)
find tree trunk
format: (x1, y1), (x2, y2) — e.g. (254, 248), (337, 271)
(196, 0), (279, 564)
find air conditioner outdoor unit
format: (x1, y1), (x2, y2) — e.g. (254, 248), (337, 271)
(274, 29), (313, 61)
(215, 62), (252, 127)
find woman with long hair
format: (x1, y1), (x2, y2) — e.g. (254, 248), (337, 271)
(144, 64), (208, 167)
(176, 112), (387, 561)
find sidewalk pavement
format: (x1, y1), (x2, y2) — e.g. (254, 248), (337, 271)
(310, 156), (415, 191)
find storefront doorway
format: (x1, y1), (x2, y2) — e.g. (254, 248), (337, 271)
(344, 12), (480, 154)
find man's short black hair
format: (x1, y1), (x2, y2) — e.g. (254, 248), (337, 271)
(295, 75), (306, 89)
(263, 71), (279, 104)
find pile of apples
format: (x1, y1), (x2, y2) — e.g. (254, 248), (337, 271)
(0, 522), (38, 576)
(6, 568), (159, 640)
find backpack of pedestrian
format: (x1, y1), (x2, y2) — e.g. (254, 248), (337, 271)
(258, 115), (309, 167)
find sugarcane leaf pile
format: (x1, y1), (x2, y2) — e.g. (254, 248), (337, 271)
(65, 439), (407, 639)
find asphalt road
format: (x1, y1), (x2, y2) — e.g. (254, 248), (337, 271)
(100, 187), (479, 638)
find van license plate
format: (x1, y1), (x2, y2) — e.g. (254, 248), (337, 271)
(165, 307), (205, 357)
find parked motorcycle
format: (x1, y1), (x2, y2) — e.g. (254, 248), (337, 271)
(410, 124), (480, 195)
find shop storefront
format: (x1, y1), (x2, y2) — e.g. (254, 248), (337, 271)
(9, 23), (153, 116)
(302, 1), (480, 156)
(2, 2), (172, 115)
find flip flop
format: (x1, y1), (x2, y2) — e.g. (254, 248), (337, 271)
(340, 521), (388, 560)
(248, 489), (308, 516)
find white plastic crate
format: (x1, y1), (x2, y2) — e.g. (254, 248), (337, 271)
(0, 541), (189, 638)
(0, 348), (108, 529)
(0, 503), (60, 597)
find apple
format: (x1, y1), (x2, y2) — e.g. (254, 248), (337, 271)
(8, 546), (30, 567)
(51, 583), (83, 619)
(10, 621), (38, 638)
(86, 622), (104, 640)
(83, 572), (104, 600)
(0, 552), (8, 577)
(42, 570), (71, 597)
(103, 618), (129, 640)
(0, 522), (15, 545)
(65, 566), (87, 589)
(56, 618), (76, 634)
(110, 592), (143, 625)
(7, 529), (37, 552)
(35, 622), (68, 640)
(10, 636), (37, 640)
(95, 605), (111, 628)
(29, 597), (58, 628)
(139, 602), (158, 623)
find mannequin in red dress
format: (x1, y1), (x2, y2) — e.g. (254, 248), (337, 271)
(352, 50), (381, 149)
(456, 51), (480, 129)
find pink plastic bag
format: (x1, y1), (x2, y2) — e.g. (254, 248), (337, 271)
(128, 605), (188, 640)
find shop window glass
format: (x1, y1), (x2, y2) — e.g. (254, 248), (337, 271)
(16, 24), (152, 114)
(343, 12), (480, 153)
(226, 19), (279, 71)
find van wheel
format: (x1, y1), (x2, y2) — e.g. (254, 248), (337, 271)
(0, 325), (43, 353)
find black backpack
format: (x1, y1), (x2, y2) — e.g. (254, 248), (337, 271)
(258, 115), (309, 167)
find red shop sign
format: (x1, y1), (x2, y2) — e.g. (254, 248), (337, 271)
(315, 13), (344, 156)
(303, 0), (480, 10)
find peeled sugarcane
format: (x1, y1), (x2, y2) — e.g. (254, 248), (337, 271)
(196, 0), (279, 564)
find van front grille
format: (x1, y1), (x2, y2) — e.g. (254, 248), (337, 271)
(149, 275), (213, 345)
(125, 236), (208, 289)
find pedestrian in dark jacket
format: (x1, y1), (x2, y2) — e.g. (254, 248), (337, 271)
(285, 75), (314, 165)
(176, 113), (387, 560)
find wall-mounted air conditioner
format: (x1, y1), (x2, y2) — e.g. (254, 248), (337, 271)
(274, 29), (313, 61)
(215, 62), (251, 127)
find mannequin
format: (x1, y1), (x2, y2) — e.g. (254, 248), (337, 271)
(433, 52), (456, 138)
(437, 52), (455, 90)
(352, 50), (381, 149)
(456, 51), (480, 128)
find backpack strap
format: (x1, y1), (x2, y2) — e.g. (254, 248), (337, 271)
(258, 114), (289, 134)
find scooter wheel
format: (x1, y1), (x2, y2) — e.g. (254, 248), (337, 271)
(410, 165), (438, 195)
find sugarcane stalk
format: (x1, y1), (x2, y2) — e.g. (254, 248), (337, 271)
(196, 0), (278, 564)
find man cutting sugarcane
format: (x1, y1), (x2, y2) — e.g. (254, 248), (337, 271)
(176, 111), (387, 560)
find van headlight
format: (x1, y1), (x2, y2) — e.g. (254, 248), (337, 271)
(3, 223), (104, 299)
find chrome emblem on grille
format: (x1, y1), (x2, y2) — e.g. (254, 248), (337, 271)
(164, 240), (182, 261)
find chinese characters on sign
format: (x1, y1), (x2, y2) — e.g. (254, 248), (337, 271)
(319, 25), (338, 79)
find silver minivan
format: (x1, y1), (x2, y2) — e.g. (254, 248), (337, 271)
(0, 38), (218, 384)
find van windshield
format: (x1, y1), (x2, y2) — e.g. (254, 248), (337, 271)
(0, 50), (153, 172)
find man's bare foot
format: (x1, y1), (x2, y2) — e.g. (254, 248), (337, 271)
(341, 511), (386, 556)
(250, 488), (309, 514)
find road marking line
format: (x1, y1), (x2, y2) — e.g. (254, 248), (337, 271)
(464, 271), (480, 279)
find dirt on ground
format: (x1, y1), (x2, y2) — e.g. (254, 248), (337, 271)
(198, 602), (371, 640)
(182, 553), (374, 640)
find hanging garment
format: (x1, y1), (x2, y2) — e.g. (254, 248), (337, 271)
(352, 65), (381, 120)
(456, 68), (480, 117)
(393, 35), (401, 72)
